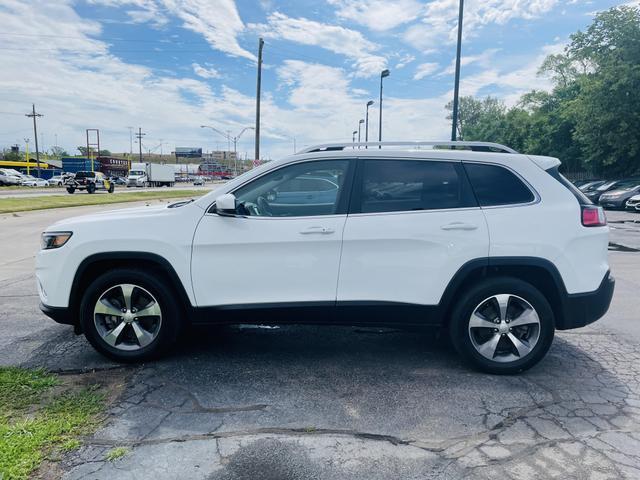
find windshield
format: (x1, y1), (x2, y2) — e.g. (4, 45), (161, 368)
(129, 170), (145, 176)
(75, 172), (94, 179)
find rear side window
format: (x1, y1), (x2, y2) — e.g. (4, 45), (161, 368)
(546, 167), (592, 205)
(356, 160), (476, 213)
(464, 163), (534, 206)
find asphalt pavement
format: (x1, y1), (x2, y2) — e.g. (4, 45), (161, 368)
(1, 205), (639, 479)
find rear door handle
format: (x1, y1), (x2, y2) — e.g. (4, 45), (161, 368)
(300, 226), (335, 235)
(440, 222), (478, 231)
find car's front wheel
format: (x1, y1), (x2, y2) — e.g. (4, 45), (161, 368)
(449, 277), (554, 374)
(80, 269), (182, 362)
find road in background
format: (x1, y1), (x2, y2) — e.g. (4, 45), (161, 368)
(1, 206), (639, 479)
(0, 183), (221, 199)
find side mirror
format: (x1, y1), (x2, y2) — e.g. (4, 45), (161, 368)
(215, 193), (237, 216)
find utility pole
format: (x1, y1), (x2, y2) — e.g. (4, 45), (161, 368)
(25, 104), (42, 178)
(255, 37), (264, 162)
(451, 0), (465, 141)
(136, 127), (145, 162)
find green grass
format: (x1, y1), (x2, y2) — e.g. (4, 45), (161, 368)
(105, 446), (129, 461)
(0, 367), (106, 480)
(0, 190), (205, 214)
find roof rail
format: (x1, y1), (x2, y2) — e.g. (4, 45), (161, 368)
(297, 141), (519, 154)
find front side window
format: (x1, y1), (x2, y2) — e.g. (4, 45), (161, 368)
(233, 160), (349, 217)
(464, 163), (535, 206)
(357, 159), (476, 213)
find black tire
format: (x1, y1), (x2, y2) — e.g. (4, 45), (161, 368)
(108, 182), (115, 193)
(87, 183), (96, 194)
(79, 268), (183, 363)
(66, 187), (75, 194)
(449, 277), (555, 374)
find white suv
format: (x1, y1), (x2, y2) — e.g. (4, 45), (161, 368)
(36, 141), (614, 374)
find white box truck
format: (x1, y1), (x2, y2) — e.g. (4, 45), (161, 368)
(127, 162), (175, 187)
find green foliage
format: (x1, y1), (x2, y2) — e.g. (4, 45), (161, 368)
(446, 6), (640, 177)
(105, 446), (129, 461)
(0, 368), (105, 480)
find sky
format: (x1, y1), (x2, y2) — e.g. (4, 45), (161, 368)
(0, 0), (632, 160)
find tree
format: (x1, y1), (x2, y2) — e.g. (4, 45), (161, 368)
(50, 146), (68, 157)
(443, 6), (640, 177)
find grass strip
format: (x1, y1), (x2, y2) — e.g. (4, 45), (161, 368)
(0, 367), (105, 480)
(0, 190), (205, 214)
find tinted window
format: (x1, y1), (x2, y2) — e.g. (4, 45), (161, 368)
(234, 160), (349, 217)
(464, 163), (534, 206)
(357, 160), (476, 213)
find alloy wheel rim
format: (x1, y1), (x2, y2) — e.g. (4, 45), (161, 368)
(93, 283), (162, 351)
(468, 294), (541, 363)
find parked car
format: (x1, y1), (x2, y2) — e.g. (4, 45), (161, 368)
(193, 176), (205, 186)
(48, 175), (67, 186)
(625, 194), (640, 211)
(37, 141), (613, 374)
(0, 168), (22, 186)
(598, 180), (640, 209)
(111, 176), (127, 185)
(65, 171), (114, 194)
(578, 180), (606, 192)
(583, 180), (621, 204)
(21, 175), (50, 187)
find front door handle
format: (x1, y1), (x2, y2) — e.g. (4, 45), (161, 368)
(300, 226), (335, 235)
(440, 222), (478, 231)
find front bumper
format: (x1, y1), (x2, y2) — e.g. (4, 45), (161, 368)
(557, 271), (615, 330)
(40, 302), (74, 325)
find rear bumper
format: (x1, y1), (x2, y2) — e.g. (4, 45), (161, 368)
(557, 271), (615, 330)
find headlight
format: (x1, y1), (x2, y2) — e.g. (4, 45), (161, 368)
(41, 231), (73, 250)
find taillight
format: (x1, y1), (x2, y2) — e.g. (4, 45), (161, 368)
(582, 205), (607, 227)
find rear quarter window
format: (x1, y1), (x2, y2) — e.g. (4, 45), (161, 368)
(464, 163), (535, 207)
(546, 167), (592, 205)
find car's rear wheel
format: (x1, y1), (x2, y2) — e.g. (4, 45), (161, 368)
(108, 182), (115, 193)
(87, 183), (96, 194)
(66, 187), (75, 194)
(449, 277), (554, 374)
(80, 269), (182, 362)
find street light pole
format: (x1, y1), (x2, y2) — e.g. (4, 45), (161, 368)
(365, 100), (374, 148)
(352, 131), (357, 148)
(451, 0), (465, 142)
(357, 119), (364, 149)
(201, 125), (253, 176)
(378, 69), (390, 149)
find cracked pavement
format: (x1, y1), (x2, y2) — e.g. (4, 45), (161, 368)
(1, 206), (640, 479)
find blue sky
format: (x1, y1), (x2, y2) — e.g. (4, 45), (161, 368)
(0, 0), (632, 159)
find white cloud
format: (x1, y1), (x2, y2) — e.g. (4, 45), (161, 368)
(454, 43), (564, 104)
(440, 48), (500, 75)
(328, 0), (423, 31)
(192, 63), (221, 79)
(413, 62), (440, 80)
(249, 12), (387, 77)
(91, 0), (255, 60)
(395, 53), (415, 69)
(404, 0), (562, 51)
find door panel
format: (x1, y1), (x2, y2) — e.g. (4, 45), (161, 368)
(192, 215), (347, 306)
(191, 158), (353, 307)
(337, 209), (489, 305)
(337, 158), (489, 306)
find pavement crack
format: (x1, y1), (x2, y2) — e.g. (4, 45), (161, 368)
(79, 427), (443, 453)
